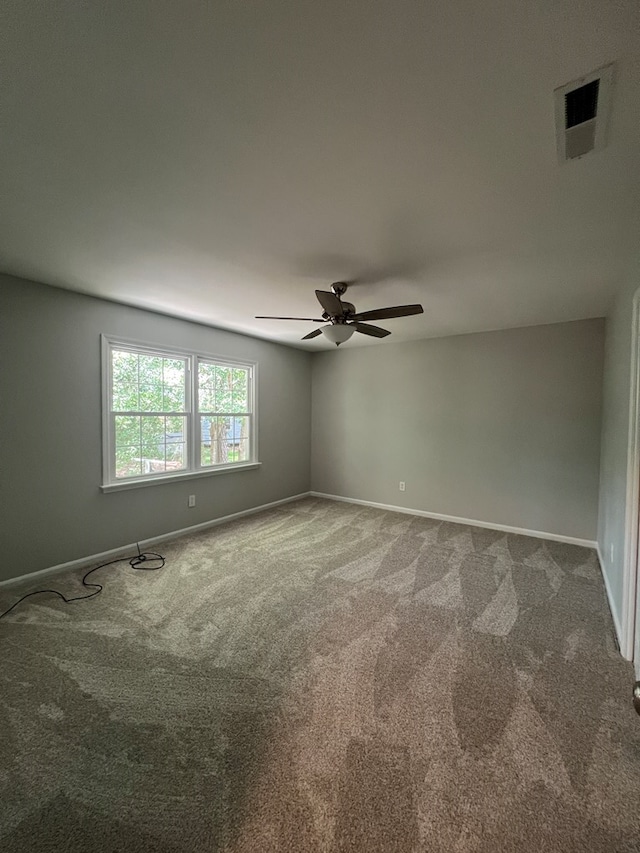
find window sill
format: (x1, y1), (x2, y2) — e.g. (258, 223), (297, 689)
(101, 462), (262, 493)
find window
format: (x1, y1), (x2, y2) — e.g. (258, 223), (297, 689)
(197, 360), (252, 467)
(102, 337), (256, 488)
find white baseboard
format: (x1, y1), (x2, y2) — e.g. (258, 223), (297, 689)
(309, 491), (597, 549)
(0, 492), (311, 589)
(596, 545), (629, 659)
(138, 491), (311, 549)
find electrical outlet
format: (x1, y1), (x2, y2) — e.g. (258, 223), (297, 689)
(399, 481), (406, 492)
(188, 495), (196, 508)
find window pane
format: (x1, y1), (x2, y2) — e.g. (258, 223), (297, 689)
(138, 354), (163, 385)
(136, 433), (187, 473)
(163, 383), (185, 412)
(200, 416), (211, 443)
(200, 417), (211, 465)
(198, 386), (214, 411)
(197, 361), (248, 413)
(165, 415), (186, 437)
(112, 349), (140, 411)
(112, 382), (139, 412)
(199, 414), (251, 467)
(115, 446), (142, 479)
(215, 366), (234, 413)
(115, 415), (140, 447)
(165, 442), (186, 470)
(198, 362), (216, 412)
(140, 416), (165, 446)
(139, 383), (164, 412)
(232, 368), (249, 412)
(213, 416), (229, 465)
(112, 351), (139, 387)
(228, 418), (250, 463)
(198, 361), (216, 388)
(140, 445), (164, 474)
(234, 416), (250, 442)
(236, 438), (250, 462)
(163, 358), (185, 387)
(212, 439), (227, 465)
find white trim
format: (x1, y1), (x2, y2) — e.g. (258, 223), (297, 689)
(101, 334), (111, 487)
(102, 333), (259, 369)
(597, 546), (625, 654)
(0, 492), (310, 589)
(100, 462), (262, 492)
(309, 492), (597, 548)
(138, 491), (308, 547)
(621, 289), (640, 661)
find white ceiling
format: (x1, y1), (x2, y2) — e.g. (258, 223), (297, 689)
(1, 1), (639, 349)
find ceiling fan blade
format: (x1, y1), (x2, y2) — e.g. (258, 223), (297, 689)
(351, 322), (391, 338)
(255, 316), (325, 321)
(351, 304), (424, 322)
(301, 328), (323, 340)
(315, 290), (345, 317)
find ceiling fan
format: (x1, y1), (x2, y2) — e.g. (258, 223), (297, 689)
(256, 282), (424, 346)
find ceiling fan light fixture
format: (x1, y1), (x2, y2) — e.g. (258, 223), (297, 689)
(322, 324), (355, 346)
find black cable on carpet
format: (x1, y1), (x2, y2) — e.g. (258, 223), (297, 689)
(0, 545), (165, 621)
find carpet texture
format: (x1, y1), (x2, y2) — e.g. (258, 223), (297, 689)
(1, 497), (639, 852)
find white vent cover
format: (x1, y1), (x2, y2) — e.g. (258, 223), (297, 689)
(554, 63), (615, 163)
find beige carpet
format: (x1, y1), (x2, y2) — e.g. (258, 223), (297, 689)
(1, 496), (639, 851)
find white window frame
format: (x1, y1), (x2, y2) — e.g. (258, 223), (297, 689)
(101, 335), (259, 492)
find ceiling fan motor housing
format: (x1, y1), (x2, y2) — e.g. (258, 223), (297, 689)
(333, 305), (355, 321)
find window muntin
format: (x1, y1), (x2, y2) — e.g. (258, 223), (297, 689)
(104, 339), (255, 485)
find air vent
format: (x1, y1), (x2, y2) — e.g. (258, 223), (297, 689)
(565, 79), (599, 128)
(554, 64), (615, 163)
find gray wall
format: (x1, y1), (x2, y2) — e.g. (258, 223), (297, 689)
(0, 274), (609, 585)
(0, 274), (312, 582)
(311, 319), (604, 541)
(597, 258), (640, 640)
